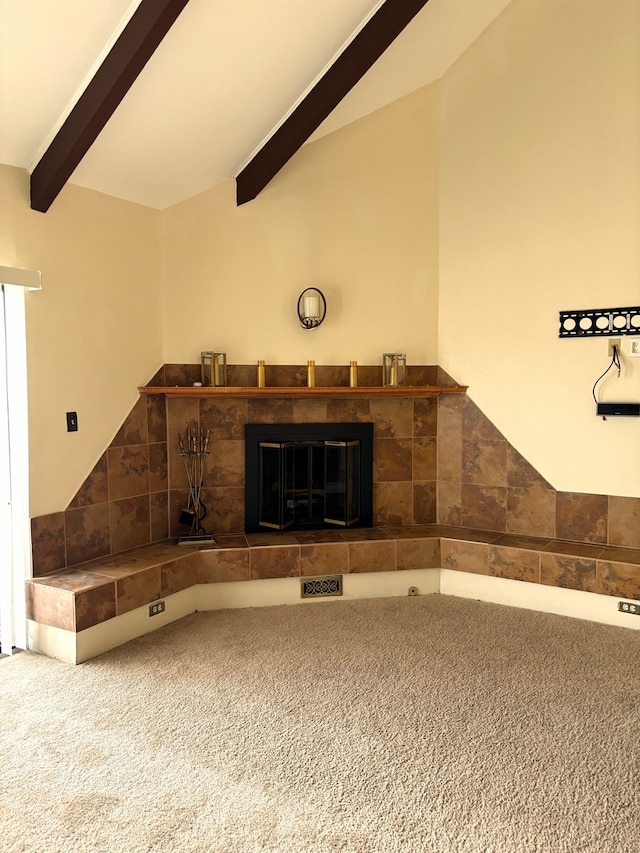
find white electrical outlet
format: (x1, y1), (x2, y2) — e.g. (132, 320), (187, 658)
(628, 339), (640, 358)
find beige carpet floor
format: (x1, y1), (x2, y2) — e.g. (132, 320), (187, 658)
(1, 594), (639, 852)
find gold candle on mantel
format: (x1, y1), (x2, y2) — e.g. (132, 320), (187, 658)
(257, 360), (266, 388)
(349, 360), (358, 388)
(307, 360), (316, 388)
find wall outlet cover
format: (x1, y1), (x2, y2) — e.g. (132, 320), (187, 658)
(629, 338), (640, 357)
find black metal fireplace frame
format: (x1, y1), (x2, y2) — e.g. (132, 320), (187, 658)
(244, 422), (373, 534)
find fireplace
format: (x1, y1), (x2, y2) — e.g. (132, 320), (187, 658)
(244, 423), (373, 533)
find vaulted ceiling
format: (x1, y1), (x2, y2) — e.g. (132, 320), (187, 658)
(0, 0), (513, 212)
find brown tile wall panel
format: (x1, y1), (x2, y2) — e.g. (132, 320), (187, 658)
(292, 398), (328, 423)
(247, 532), (298, 546)
(315, 365), (349, 387)
(349, 540), (396, 573)
(463, 398), (505, 443)
(300, 543), (349, 577)
(413, 482), (437, 525)
(494, 533), (551, 551)
(370, 398), (413, 438)
(28, 365), (640, 597)
(227, 365), (257, 387)
(543, 540), (604, 559)
(597, 560), (640, 600)
(438, 435), (462, 483)
(407, 365), (439, 386)
(440, 540), (489, 575)
(413, 437), (437, 481)
(148, 443), (168, 493)
(540, 553), (598, 593)
(107, 445), (149, 501)
(116, 566), (162, 615)
(267, 365), (307, 387)
(489, 545), (540, 583)
(31, 512), (66, 576)
(506, 488), (556, 539)
(198, 548), (251, 583)
(251, 546), (300, 580)
(556, 492), (608, 545)
(165, 364), (200, 386)
(68, 455), (109, 509)
(150, 492), (169, 542)
(199, 398), (247, 440)
(396, 537), (440, 571)
(65, 503), (111, 566)
(169, 488), (191, 538)
(110, 495), (151, 553)
(438, 394), (464, 438)
(294, 530), (346, 544)
(326, 398), (371, 422)
(373, 482), (413, 527)
(208, 440), (244, 487)
(462, 440), (507, 487)
(147, 366), (165, 387)
(246, 398), (294, 424)
(507, 446), (552, 489)
(339, 528), (392, 542)
(25, 583), (74, 631)
(110, 396), (148, 448)
(161, 554), (199, 596)
(461, 484), (506, 532)
(147, 394), (167, 443)
(414, 397), (437, 437)
(608, 496), (640, 549)
(205, 487), (244, 535)
(374, 438), (413, 482)
(438, 482), (462, 527)
(75, 584), (117, 631)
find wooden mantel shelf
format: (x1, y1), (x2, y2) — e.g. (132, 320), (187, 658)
(138, 385), (467, 399)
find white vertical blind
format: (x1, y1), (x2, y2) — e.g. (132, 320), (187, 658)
(0, 285), (12, 653)
(0, 284), (32, 653)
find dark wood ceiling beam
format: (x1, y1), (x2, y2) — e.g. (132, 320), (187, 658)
(235, 0), (430, 206)
(30, 0), (191, 213)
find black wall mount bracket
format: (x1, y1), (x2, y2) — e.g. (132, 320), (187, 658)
(559, 306), (640, 338)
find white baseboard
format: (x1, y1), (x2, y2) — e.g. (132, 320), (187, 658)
(27, 620), (77, 664)
(439, 570), (640, 631)
(28, 568), (638, 664)
(29, 588), (198, 664)
(195, 569), (441, 611)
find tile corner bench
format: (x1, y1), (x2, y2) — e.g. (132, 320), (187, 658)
(25, 526), (640, 663)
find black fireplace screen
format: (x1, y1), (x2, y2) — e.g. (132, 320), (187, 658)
(245, 423), (373, 533)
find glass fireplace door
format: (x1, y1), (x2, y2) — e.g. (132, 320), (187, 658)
(324, 440), (360, 526)
(258, 442), (294, 529)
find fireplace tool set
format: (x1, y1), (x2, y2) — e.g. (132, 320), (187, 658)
(177, 427), (215, 544)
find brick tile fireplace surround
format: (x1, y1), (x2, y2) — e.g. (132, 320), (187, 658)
(30, 363), (640, 603)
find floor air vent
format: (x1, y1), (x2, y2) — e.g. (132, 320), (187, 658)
(301, 575), (343, 599)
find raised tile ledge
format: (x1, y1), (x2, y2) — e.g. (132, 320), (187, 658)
(25, 527), (640, 634)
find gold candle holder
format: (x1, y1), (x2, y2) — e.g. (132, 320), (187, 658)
(257, 360), (266, 388)
(349, 360), (358, 388)
(201, 351), (227, 386)
(307, 360), (316, 388)
(383, 353), (406, 387)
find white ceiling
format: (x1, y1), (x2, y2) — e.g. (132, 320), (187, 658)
(0, 0), (512, 210)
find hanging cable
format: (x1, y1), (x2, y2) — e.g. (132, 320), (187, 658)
(592, 344), (621, 418)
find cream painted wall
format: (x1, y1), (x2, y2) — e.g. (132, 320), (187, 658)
(439, 0), (640, 497)
(160, 84), (440, 367)
(0, 165), (162, 517)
